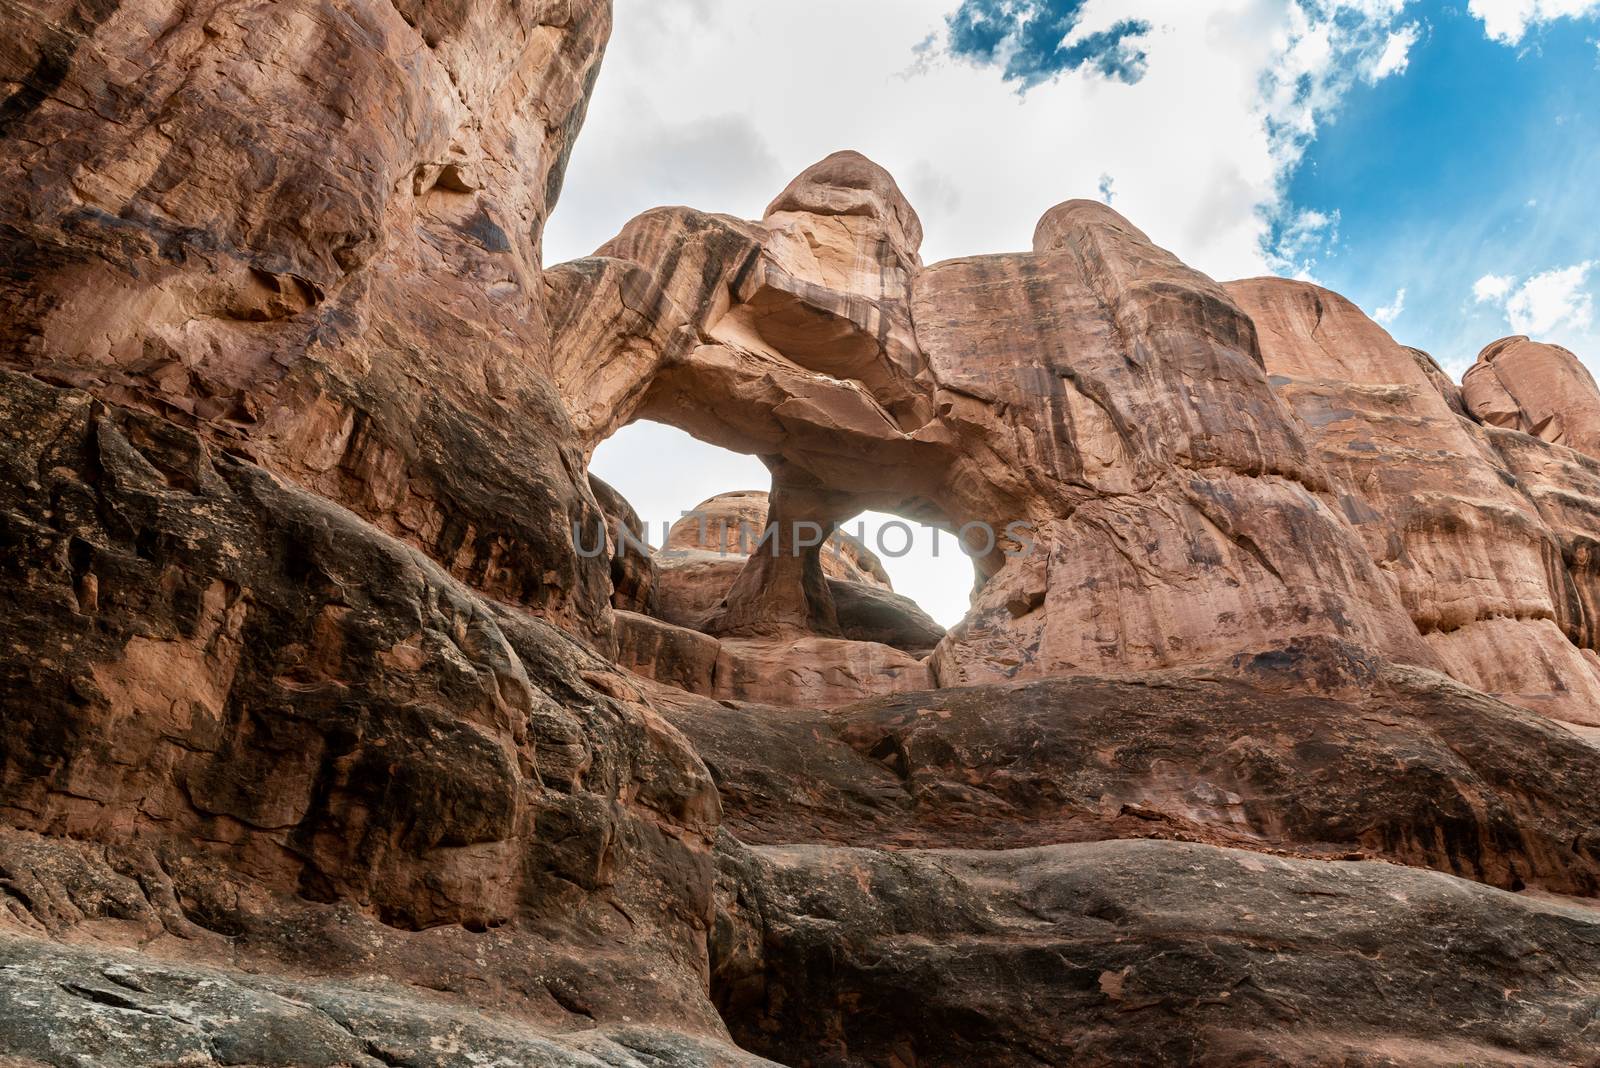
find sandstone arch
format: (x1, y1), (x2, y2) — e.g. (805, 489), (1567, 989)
(10, 3), (1600, 1063)
(552, 152), (1436, 688)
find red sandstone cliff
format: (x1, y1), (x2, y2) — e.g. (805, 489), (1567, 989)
(2, 4), (1600, 1066)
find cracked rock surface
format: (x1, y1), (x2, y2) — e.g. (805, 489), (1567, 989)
(5, 2), (1600, 1066)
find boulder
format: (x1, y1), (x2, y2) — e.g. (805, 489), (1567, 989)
(829, 580), (947, 657)
(1464, 335), (1600, 459)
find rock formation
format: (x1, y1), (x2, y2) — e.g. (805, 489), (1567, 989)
(1232, 280), (1600, 726)
(652, 491), (942, 655)
(0, 0), (618, 643)
(553, 161), (1438, 691)
(1464, 335), (1600, 458)
(3, 2), (1600, 1065)
(656, 491), (895, 624)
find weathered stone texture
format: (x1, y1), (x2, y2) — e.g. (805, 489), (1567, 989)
(6, 2), (1600, 1064)
(1231, 278), (1600, 725)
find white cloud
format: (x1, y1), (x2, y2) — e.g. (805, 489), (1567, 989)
(1255, 1), (1418, 274)
(1470, 0), (1600, 44)
(545, 102), (783, 259)
(1369, 23), (1421, 79)
(903, 158), (964, 221)
(1268, 207), (1341, 279)
(1472, 264), (1597, 353)
(1374, 287), (1407, 323)
(1505, 262), (1596, 336)
(1474, 273), (1516, 303)
(548, 0), (1423, 281)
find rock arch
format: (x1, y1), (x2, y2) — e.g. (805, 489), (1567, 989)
(551, 152), (1434, 688)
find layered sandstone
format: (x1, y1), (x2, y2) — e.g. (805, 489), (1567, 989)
(713, 837), (1600, 1067)
(655, 490), (896, 632)
(0, 0), (618, 641)
(608, 490), (944, 707)
(555, 171), (1436, 690)
(1231, 279), (1600, 725)
(0, 370), (732, 1052)
(5, 1), (1600, 1065)
(0, 1), (748, 1059)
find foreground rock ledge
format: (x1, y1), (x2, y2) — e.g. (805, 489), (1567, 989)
(4, 1), (1600, 1065)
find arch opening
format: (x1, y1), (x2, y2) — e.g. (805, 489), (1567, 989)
(588, 420), (978, 640)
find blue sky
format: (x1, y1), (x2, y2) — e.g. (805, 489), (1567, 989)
(941, 0), (1153, 84)
(1277, 2), (1600, 372)
(931, 0), (1600, 374)
(555, 0), (1600, 622)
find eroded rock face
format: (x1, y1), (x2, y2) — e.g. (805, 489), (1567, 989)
(557, 174), (1438, 690)
(592, 473), (658, 615)
(918, 208), (1435, 685)
(6, 1), (1600, 1065)
(661, 639), (1600, 894)
(613, 612), (934, 710)
(0, 938), (780, 1068)
(547, 152), (1600, 1062)
(654, 491), (900, 639)
(665, 491), (892, 589)
(713, 838), (1600, 1068)
(604, 491), (947, 700)
(1231, 278), (1600, 726)
(0, 1), (756, 1060)
(0, 0), (618, 640)
(652, 490), (943, 658)
(667, 640), (1600, 1065)
(0, 372), (727, 1038)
